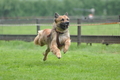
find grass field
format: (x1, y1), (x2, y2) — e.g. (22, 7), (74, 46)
(0, 40), (120, 80)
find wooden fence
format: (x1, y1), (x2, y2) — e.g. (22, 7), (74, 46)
(0, 17), (120, 46)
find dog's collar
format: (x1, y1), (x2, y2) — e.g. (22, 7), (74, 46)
(55, 29), (65, 47)
(55, 29), (64, 34)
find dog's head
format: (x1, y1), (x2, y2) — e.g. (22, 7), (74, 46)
(54, 12), (70, 31)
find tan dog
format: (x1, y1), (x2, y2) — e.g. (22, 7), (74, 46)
(34, 12), (71, 61)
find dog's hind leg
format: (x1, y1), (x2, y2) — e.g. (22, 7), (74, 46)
(43, 47), (50, 61)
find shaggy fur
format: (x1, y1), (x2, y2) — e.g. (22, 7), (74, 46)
(34, 13), (71, 61)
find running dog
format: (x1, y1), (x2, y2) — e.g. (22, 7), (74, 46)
(34, 12), (71, 61)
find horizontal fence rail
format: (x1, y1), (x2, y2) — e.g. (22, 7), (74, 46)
(0, 35), (120, 45)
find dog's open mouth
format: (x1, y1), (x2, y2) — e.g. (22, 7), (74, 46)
(60, 22), (69, 30)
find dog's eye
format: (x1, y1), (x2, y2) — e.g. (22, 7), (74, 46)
(61, 19), (64, 21)
(67, 18), (69, 21)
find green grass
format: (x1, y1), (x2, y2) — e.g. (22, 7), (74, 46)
(0, 40), (120, 80)
(0, 24), (120, 35)
(81, 24), (120, 35)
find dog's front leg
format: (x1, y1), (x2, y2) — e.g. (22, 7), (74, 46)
(50, 40), (61, 59)
(63, 38), (71, 53)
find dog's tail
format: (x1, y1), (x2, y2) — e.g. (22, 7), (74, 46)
(34, 35), (39, 45)
(34, 30), (43, 45)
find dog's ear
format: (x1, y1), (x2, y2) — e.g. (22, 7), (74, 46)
(55, 12), (59, 18)
(65, 12), (68, 16)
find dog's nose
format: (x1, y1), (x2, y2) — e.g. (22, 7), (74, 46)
(65, 22), (69, 26)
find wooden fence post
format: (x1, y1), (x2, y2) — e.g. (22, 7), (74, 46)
(119, 15), (120, 21)
(36, 19), (40, 34)
(77, 19), (81, 46)
(119, 15), (120, 23)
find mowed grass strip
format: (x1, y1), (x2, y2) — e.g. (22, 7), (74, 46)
(0, 40), (120, 80)
(0, 24), (120, 35)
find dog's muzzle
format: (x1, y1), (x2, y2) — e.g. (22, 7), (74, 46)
(60, 22), (69, 30)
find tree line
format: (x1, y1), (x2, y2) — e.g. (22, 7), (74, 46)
(0, 0), (120, 18)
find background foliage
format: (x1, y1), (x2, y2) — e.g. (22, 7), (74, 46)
(0, 0), (120, 18)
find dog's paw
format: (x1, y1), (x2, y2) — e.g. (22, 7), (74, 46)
(43, 58), (47, 61)
(56, 52), (61, 59)
(63, 48), (68, 54)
